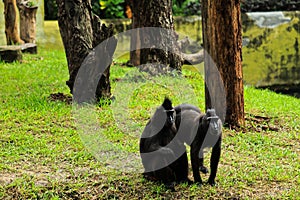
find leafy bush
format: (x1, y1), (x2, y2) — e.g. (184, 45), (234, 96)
(99, 0), (125, 19)
(44, 0), (126, 20)
(45, 0), (58, 20)
(173, 0), (201, 16)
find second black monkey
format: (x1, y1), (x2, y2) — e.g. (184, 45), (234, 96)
(139, 98), (190, 187)
(175, 104), (222, 186)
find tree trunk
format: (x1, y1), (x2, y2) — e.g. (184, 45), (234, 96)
(3, 0), (24, 45)
(202, 0), (245, 127)
(126, 0), (140, 66)
(129, 9), (141, 66)
(17, 0), (38, 43)
(56, 0), (116, 103)
(132, 0), (183, 70)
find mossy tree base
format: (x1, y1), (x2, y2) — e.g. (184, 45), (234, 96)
(56, 0), (117, 102)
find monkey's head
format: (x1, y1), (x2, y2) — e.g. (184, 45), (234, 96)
(162, 97), (176, 126)
(202, 109), (222, 136)
(152, 98), (176, 129)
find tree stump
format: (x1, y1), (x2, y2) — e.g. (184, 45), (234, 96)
(17, 0), (38, 43)
(3, 0), (24, 44)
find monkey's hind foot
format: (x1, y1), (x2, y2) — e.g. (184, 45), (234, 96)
(199, 166), (209, 174)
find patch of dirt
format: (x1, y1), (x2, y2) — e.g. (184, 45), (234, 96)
(0, 173), (17, 185)
(245, 113), (281, 132)
(230, 113), (282, 133)
(48, 92), (72, 104)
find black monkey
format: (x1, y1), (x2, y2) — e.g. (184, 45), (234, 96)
(139, 98), (189, 188)
(174, 104), (208, 174)
(175, 105), (222, 186)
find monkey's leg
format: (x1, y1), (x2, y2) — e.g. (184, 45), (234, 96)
(207, 138), (221, 186)
(150, 153), (176, 187)
(199, 150), (209, 174)
(153, 162), (176, 191)
(191, 141), (203, 184)
(171, 151), (191, 183)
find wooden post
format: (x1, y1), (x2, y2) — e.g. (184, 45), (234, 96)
(17, 0), (38, 43)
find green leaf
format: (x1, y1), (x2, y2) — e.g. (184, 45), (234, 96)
(99, 1), (106, 9)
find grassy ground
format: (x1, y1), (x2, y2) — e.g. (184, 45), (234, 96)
(0, 49), (299, 199)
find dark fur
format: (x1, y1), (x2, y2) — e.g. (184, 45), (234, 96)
(175, 104), (222, 185)
(174, 104), (208, 174)
(139, 98), (189, 188)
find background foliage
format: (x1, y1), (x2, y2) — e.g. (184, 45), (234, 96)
(44, 0), (201, 20)
(173, 0), (201, 16)
(44, 0), (299, 20)
(44, 0), (58, 20)
(98, 0), (125, 19)
(44, 0), (126, 20)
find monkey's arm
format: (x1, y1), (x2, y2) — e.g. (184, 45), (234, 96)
(191, 138), (203, 184)
(141, 137), (174, 155)
(140, 138), (160, 152)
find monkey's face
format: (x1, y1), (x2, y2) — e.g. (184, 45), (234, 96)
(165, 109), (175, 126)
(206, 116), (222, 136)
(165, 109), (177, 134)
(151, 107), (176, 130)
(202, 109), (222, 136)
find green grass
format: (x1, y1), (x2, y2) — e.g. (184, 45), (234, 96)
(0, 48), (299, 199)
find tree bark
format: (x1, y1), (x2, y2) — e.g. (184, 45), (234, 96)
(202, 0), (245, 127)
(56, 0), (116, 102)
(132, 0), (183, 70)
(3, 0), (24, 45)
(126, 0), (140, 66)
(129, 8), (141, 66)
(17, 0), (38, 43)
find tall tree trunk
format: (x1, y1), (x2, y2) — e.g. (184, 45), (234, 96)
(132, 0), (183, 70)
(202, 0), (245, 127)
(3, 0), (24, 45)
(56, 0), (116, 103)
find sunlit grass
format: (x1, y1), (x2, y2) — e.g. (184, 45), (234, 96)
(0, 48), (299, 199)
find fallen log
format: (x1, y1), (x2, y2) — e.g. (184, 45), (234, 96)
(182, 49), (204, 65)
(177, 36), (204, 65)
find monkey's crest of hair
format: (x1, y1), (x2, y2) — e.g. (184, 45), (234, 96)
(162, 97), (173, 111)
